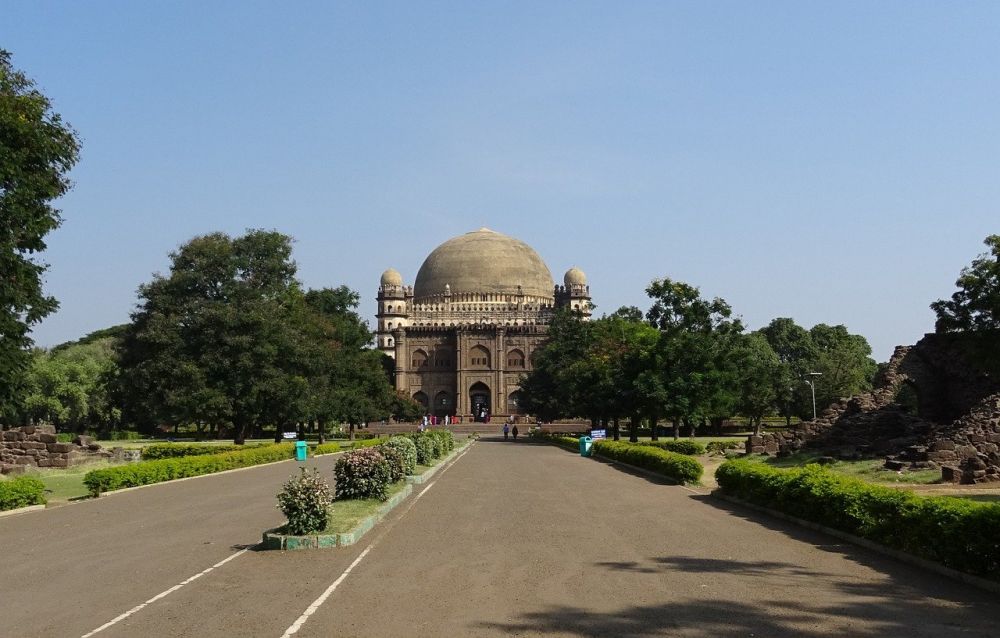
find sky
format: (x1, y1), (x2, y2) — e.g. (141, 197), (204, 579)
(4, 1), (998, 361)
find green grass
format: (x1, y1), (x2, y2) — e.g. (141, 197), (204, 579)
(937, 494), (1000, 503)
(324, 482), (408, 533)
(759, 452), (941, 485)
(19, 461), (114, 502)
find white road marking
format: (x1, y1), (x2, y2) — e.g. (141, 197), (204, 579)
(279, 441), (474, 637)
(80, 549), (249, 638)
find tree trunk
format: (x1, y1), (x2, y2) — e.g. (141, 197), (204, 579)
(612, 417), (620, 441)
(349, 423), (355, 441)
(234, 419), (248, 445)
(629, 414), (639, 443)
(672, 418), (680, 440)
(650, 413), (659, 441)
(752, 416), (761, 437)
(317, 419), (325, 444)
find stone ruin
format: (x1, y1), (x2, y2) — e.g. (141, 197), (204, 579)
(747, 333), (1000, 485)
(1, 424), (114, 475)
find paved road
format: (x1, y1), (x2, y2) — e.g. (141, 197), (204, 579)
(3, 440), (1000, 637)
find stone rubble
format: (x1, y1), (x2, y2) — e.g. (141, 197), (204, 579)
(0, 424), (112, 475)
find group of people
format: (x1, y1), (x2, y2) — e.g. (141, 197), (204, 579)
(502, 417), (519, 441)
(420, 414), (459, 430)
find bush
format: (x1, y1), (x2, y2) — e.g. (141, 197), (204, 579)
(334, 447), (393, 501)
(277, 468), (333, 535)
(592, 440), (703, 484)
(0, 476), (46, 510)
(83, 444), (295, 495)
(141, 443), (251, 460)
(384, 436), (417, 476)
(99, 430), (143, 441)
(311, 442), (342, 456)
(351, 437), (385, 450)
(716, 460), (1000, 580)
(706, 440), (743, 455)
(639, 439), (706, 455)
(56, 433), (75, 443)
(426, 429), (455, 453)
(410, 434), (436, 465)
(379, 443), (406, 483)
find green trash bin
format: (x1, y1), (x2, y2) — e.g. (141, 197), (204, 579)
(579, 436), (593, 457)
(295, 440), (308, 462)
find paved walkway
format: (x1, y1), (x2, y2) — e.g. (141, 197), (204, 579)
(3, 440), (1000, 637)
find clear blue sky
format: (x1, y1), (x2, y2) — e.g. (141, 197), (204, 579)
(5, 1), (998, 361)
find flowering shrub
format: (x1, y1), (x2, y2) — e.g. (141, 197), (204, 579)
(334, 447), (393, 501)
(427, 429), (455, 453)
(277, 468), (333, 535)
(379, 443), (406, 483)
(411, 434), (436, 465)
(384, 436), (417, 476)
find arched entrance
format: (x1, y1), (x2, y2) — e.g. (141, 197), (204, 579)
(508, 390), (524, 415)
(469, 382), (491, 422)
(412, 391), (429, 412)
(433, 391), (452, 418)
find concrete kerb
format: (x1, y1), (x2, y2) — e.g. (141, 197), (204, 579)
(263, 439), (474, 550)
(0, 504), (46, 518)
(712, 491), (1000, 596)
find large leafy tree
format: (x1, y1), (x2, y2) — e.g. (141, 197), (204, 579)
(0, 50), (80, 420)
(932, 235), (1000, 333)
(117, 230), (311, 443)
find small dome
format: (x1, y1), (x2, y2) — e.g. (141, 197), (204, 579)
(380, 268), (403, 287)
(564, 267), (587, 287)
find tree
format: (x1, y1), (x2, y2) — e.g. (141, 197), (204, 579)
(732, 333), (783, 435)
(0, 50), (80, 420)
(117, 230), (312, 443)
(759, 318), (818, 424)
(932, 235), (1000, 333)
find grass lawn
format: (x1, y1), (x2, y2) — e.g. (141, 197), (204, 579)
(18, 461), (114, 503)
(938, 494), (1000, 503)
(324, 482), (409, 533)
(760, 452), (941, 485)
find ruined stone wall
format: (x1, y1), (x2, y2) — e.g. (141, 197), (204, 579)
(0, 424), (111, 475)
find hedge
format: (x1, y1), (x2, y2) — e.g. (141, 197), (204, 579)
(351, 438), (385, 450)
(716, 460), (1000, 580)
(638, 439), (706, 455)
(83, 444), (296, 495)
(311, 442), (342, 456)
(0, 476), (46, 511)
(334, 447), (393, 501)
(141, 443), (256, 460)
(592, 440), (703, 484)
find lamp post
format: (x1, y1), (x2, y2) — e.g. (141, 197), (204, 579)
(803, 372), (822, 420)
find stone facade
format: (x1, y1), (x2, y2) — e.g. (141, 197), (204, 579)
(1, 424), (112, 475)
(377, 228), (592, 420)
(748, 333), (1000, 484)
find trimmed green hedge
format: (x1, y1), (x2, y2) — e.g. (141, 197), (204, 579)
(351, 438), (385, 450)
(716, 460), (1000, 580)
(311, 442), (342, 456)
(593, 440), (703, 484)
(141, 443), (255, 460)
(638, 439), (706, 455)
(83, 444), (296, 495)
(0, 476), (46, 510)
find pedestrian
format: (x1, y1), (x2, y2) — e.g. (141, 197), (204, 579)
(503, 423), (510, 441)
(511, 425), (519, 441)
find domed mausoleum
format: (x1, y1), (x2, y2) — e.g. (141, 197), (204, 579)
(376, 228), (592, 421)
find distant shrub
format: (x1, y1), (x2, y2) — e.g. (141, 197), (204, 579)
(426, 429), (455, 453)
(639, 439), (706, 455)
(141, 443), (252, 460)
(277, 468), (333, 535)
(83, 444), (294, 495)
(379, 443), (406, 483)
(334, 447), (393, 501)
(351, 438), (385, 450)
(103, 430), (143, 441)
(706, 440), (742, 455)
(409, 434), (436, 465)
(384, 436), (417, 476)
(593, 440), (703, 484)
(56, 433), (75, 443)
(311, 442), (342, 456)
(0, 476), (46, 510)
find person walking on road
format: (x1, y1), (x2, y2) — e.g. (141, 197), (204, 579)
(503, 423), (510, 440)
(511, 425), (519, 441)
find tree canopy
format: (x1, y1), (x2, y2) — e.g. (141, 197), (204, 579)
(932, 234), (1000, 333)
(0, 50), (80, 419)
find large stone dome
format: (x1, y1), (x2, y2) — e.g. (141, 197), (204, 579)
(413, 228), (555, 300)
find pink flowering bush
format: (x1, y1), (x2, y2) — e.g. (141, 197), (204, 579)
(277, 468), (333, 535)
(334, 447), (393, 501)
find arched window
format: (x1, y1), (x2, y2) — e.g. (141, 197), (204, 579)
(507, 349), (525, 368)
(387, 337), (393, 347)
(469, 345), (490, 368)
(412, 391), (429, 408)
(412, 349), (428, 369)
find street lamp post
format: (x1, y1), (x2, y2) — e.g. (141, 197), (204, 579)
(803, 372), (822, 420)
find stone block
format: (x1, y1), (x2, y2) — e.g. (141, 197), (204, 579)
(22, 425), (35, 435)
(956, 445), (978, 459)
(884, 459), (905, 471)
(930, 440), (955, 451)
(1, 463), (24, 475)
(941, 466), (962, 483)
(74, 435), (94, 447)
(14, 457), (32, 465)
(36, 459), (51, 467)
(968, 433), (986, 443)
(2, 431), (24, 441)
(23, 441), (46, 450)
(35, 423), (56, 434)
(48, 442), (73, 453)
(36, 433), (57, 444)
(48, 458), (68, 468)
